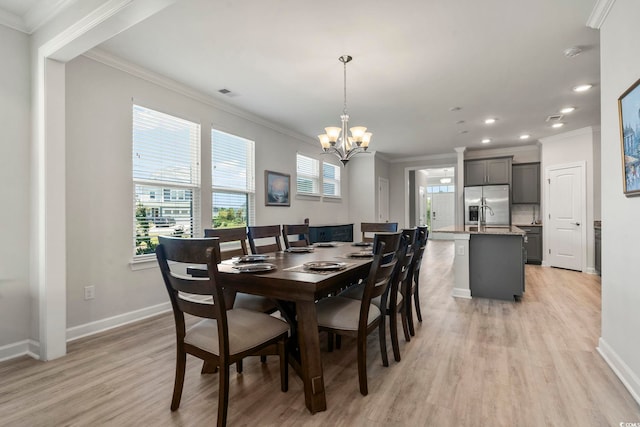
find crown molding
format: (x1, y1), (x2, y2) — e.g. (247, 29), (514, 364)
(0, 8), (27, 33)
(390, 151), (457, 164)
(25, 0), (78, 34)
(539, 126), (595, 144)
(83, 48), (317, 146)
(587, 0), (616, 29)
(0, 0), (77, 34)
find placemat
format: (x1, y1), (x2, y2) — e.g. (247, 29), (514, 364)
(284, 262), (354, 275)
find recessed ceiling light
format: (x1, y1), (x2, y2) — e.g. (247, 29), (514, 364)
(481, 138), (491, 144)
(484, 118), (497, 124)
(552, 123), (565, 129)
(519, 134), (530, 140)
(573, 84), (592, 92)
(560, 106), (576, 114)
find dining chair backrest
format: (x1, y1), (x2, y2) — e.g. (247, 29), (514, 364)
(282, 223), (311, 249)
(361, 222), (398, 243)
(156, 236), (230, 348)
(359, 240), (398, 331)
(372, 231), (402, 264)
(204, 227), (249, 260)
(401, 228), (418, 251)
(248, 225), (283, 254)
(411, 225), (429, 281)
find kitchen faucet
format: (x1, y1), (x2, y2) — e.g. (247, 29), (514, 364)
(479, 203), (494, 228)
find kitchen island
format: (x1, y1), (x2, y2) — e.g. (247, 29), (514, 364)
(435, 225), (526, 301)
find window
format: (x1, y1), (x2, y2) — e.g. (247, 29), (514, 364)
(322, 162), (341, 197)
(132, 105), (200, 257)
(211, 129), (255, 229)
(296, 154), (320, 195)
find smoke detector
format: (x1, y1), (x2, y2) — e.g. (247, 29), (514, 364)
(563, 47), (582, 58)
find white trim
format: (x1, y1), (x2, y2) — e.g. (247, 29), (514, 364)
(84, 48), (317, 146)
(130, 255), (159, 270)
(0, 8), (27, 33)
(539, 126), (594, 144)
(0, 339), (41, 362)
(597, 337), (640, 406)
(587, 0), (616, 29)
(66, 302), (172, 342)
(451, 288), (472, 299)
(464, 144), (540, 160)
(24, 0), (78, 34)
(391, 151), (457, 163)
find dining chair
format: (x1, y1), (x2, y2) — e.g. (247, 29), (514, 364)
(360, 222), (398, 243)
(341, 231), (410, 363)
(204, 227), (277, 314)
(316, 239), (397, 395)
(282, 223), (311, 249)
(248, 225), (283, 254)
(156, 236), (289, 427)
(407, 225), (429, 335)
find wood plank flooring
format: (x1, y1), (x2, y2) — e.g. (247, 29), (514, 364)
(1, 240), (639, 426)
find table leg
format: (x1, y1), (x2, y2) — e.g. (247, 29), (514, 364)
(296, 300), (327, 414)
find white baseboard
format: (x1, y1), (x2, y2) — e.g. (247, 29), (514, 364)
(0, 339), (41, 362)
(452, 288), (472, 299)
(66, 302), (171, 342)
(597, 337), (640, 406)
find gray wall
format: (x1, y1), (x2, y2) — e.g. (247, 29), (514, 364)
(0, 25), (31, 354)
(599, 0), (640, 403)
(64, 54), (351, 330)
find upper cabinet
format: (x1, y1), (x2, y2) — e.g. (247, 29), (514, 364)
(464, 157), (512, 186)
(512, 162), (540, 204)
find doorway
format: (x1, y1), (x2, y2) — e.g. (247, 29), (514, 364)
(411, 167), (456, 237)
(546, 162), (586, 271)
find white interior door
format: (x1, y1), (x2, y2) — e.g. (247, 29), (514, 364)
(431, 192), (455, 230)
(378, 177), (390, 222)
(419, 186), (427, 226)
(547, 164), (585, 271)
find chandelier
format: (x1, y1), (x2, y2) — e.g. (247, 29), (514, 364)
(318, 55), (372, 165)
(440, 169), (452, 184)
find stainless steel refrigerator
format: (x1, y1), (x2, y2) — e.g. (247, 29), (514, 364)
(464, 185), (510, 226)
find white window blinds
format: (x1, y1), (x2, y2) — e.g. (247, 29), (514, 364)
(296, 154), (320, 195)
(132, 105), (201, 256)
(323, 162), (341, 197)
(211, 129), (255, 228)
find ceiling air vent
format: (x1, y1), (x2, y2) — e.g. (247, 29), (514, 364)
(218, 88), (238, 97)
(545, 114), (564, 122)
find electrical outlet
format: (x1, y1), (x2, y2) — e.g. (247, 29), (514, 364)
(457, 245), (465, 256)
(84, 285), (95, 300)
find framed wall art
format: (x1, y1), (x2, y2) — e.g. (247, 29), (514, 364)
(619, 77), (640, 196)
(265, 170), (290, 206)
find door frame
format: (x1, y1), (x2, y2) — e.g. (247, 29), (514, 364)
(404, 163), (457, 236)
(544, 161), (587, 272)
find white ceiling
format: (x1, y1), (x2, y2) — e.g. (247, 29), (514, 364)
(1, 0), (601, 161)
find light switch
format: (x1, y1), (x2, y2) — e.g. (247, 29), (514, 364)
(457, 245), (465, 256)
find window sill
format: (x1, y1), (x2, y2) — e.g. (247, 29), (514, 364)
(295, 193), (321, 201)
(322, 195), (342, 202)
(130, 254), (158, 271)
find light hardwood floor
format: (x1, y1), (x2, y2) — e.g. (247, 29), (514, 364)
(1, 240), (639, 426)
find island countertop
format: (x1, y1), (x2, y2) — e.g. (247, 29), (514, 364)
(434, 225), (526, 236)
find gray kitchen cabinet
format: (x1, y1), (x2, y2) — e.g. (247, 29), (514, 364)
(464, 157), (512, 186)
(519, 225), (542, 264)
(469, 233), (525, 300)
(512, 162), (540, 204)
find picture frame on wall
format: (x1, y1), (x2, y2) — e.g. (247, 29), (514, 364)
(618, 77), (640, 196)
(265, 170), (290, 206)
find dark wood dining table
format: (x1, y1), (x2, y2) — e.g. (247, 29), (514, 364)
(215, 243), (373, 414)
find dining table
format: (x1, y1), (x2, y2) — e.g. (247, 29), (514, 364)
(214, 242), (374, 414)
